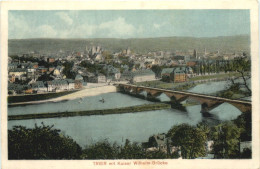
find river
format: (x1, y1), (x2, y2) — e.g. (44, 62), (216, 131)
(8, 92), (152, 115)
(8, 81), (244, 147)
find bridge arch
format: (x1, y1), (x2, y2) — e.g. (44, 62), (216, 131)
(138, 90), (147, 97)
(208, 102), (244, 119)
(226, 101), (251, 113)
(156, 93), (171, 102)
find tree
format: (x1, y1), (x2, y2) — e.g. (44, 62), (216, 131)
(82, 139), (169, 159)
(196, 122), (211, 140)
(8, 123), (82, 159)
(135, 63), (140, 70)
(229, 57), (251, 95)
(38, 73), (54, 81)
(240, 148), (251, 158)
(62, 61), (76, 79)
(212, 122), (241, 159)
(119, 139), (145, 159)
(167, 124), (207, 159)
(151, 65), (162, 78)
(82, 140), (119, 159)
(234, 111), (252, 141)
(145, 150), (168, 159)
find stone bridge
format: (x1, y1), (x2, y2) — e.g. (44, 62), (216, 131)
(116, 84), (251, 114)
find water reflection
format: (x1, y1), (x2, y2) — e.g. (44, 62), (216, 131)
(188, 81), (228, 94)
(8, 108), (201, 147)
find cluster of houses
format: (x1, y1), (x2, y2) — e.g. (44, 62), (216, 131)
(8, 76), (85, 95)
(7, 55), (196, 95)
(9, 44), (245, 95)
(7, 58), (86, 95)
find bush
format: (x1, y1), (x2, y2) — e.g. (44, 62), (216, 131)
(82, 140), (119, 159)
(8, 123), (82, 159)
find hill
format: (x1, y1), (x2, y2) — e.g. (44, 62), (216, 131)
(8, 35), (250, 55)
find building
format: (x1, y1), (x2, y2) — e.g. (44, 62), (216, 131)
(142, 133), (173, 154)
(53, 66), (63, 76)
(171, 67), (187, 83)
(47, 57), (55, 63)
(240, 141), (251, 153)
(8, 74), (16, 83)
(31, 81), (48, 93)
(48, 67), (55, 72)
(37, 66), (48, 74)
(27, 66), (36, 74)
(161, 67), (190, 83)
(95, 53), (103, 61)
(185, 67), (193, 77)
(89, 73), (106, 83)
(148, 134), (168, 151)
(31, 62), (39, 69)
(46, 80), (69, 92)
(161, 68), (174, 81)
(81, 72), (95, 82)
(24, 85), (33, 94)
(74, 80), (82, 89)
(8, 63), (19, 70)
(121, 70), (133, 81)
(66, 79), (75, 90)
(8, 68), (27, 80)
(174, 55), (185, 61)
(97, 74), (106, 83)
(103, 65), (121, 81)
(186, 61), (197, 67)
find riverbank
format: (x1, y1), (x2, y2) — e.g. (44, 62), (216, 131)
(8, 90), (78, 104)
(50, 85), (116, 102)
(8, 103), (171, 121)
(8, 85), (116, 106)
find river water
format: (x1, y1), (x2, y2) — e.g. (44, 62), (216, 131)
(8, 93), (152, 115)
(8, 81), (244, 147)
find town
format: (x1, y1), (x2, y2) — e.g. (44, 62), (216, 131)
(8, 44), (249, 95)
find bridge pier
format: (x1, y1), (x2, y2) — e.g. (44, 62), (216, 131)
(146, 93), (160, 102)
(200, 103), (212, 117)
(169, 98), (186, 111)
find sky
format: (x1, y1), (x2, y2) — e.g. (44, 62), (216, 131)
(8, 10), (250, 39)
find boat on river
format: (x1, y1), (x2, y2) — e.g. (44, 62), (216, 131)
(99, 97), (105, 103)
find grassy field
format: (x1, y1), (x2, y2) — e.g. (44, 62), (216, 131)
(135, 80), (175, 88)
(134, 72), (240, 91)
(8, 103), (171, 121)
(134, 80), (195, 91)
(189, 72), (239, 81)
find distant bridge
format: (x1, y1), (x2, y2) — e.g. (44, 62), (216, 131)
(116, 84), (251, 114)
